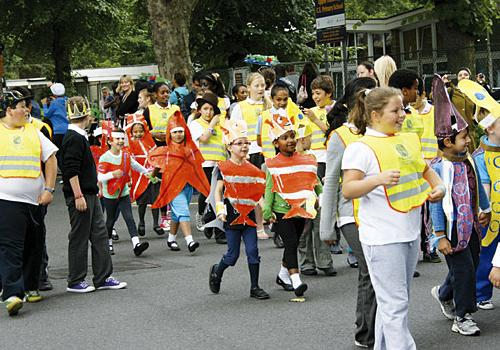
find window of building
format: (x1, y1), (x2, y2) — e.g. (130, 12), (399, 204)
(419, 26), (433, 58)
(373, 33), (384, 58)
(403, 29), (417, 60)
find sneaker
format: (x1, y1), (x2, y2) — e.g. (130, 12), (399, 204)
(39, 279), (53, 291)
(203, 227), (213, 239)
(250, 287), (270, 300)
(111, 228), (119, 241)
(24, 290), (43, 303)
(5, 296), (23, 316)
(347, 253), (359, 268)
(477, 300), (495, 310)
(160, 217), (170, 232)
(109, 243), (115, 255)
(423, 251), (442, 263)
(97, 277), (127, 290)
(195, 212), (204, 231)
(354, 340), (369, 348)
(209, 264), (221, 293)
(67, 281), (96, 293)
(133, 242), (149, 256)
(431, 285), (455, 320)
(273, 233), (284, 248)
(452, 314), (480, 336)
(330, 242), (343, 254)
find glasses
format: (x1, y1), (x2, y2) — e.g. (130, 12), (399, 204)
(231, 141), (251, 147)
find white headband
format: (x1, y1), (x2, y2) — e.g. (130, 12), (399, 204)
(93, 127), (103, 137)
(170, 127), (184, 133)
(111, 132), (126, 139)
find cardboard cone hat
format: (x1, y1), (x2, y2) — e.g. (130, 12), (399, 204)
(221, 119), (248, 145)
(458, 79), (500, 129)
(265, 108), (295, 141)
(432, 74), (468, 139)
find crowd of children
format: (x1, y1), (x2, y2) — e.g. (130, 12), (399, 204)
(2, 63), (499, 350)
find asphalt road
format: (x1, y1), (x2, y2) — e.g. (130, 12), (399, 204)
(2, 187), (499, 350)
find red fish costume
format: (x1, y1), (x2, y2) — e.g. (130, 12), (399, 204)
(90, 120), (113, 165)
(147, 111), (210, 209)
(124, 114), (157, 201)
(97, 149), (132, 198)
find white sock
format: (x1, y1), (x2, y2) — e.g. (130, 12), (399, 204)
(131, 236), (140, 248)
(108, 239), (113, 246)
(168, 233), (176, 243)
(278, 265), (291, 284)
(290, 273), (302, 289)
(185, 235), (194, 245)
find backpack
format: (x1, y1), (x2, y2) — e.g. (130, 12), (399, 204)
(174, 90), (191, 121)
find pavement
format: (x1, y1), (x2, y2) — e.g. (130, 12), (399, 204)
(2, 186), (500, 349)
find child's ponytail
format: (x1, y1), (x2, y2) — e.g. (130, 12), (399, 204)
(350, 89), (370, 135)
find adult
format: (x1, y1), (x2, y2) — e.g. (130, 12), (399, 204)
(115, 75), (139, 126)
(356, 61), (376, 79)
(285, 64), (300, 90)
(41, 82), (68, 166)
(297, 62), (319, 108)
(475, 73), (492, 95)
(169, 72), (190, 119)
(374, 55), (397, 87)
(0, 90), (57, 316)
(186, 74), (202, 116)
(100, 87), (115, 121)
(200, 73), (230, 122)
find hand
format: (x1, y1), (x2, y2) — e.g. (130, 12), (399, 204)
(303, 108), (317, 122)
(217, 213), (227, 222)
(428, 185), (445, 202)
(41, 97), (48, 105)
(268, 213), (277, 224)
(438, 237), (453, 256)
(38, 191), (53, 205)
(489, 266), (500, 288)
(75, 197), (87, 212)
(377, 170), (400, 186)
(478, 212), (491, 227)
(112, 170), (124, 178)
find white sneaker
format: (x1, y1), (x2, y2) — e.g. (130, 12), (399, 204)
(431, 285), (455, 320)
(452, 314), (480, 336)
(477, 300), (494, 310)
(195, 213), (204, 231)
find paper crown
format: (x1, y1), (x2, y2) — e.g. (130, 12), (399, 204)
(265, 108), (295, 141)
(458, 79), (500, 129)
(67, 97), (91, 120)
(124, 114), (148, 130)
(221, 119), (248, 145)
(432, 74), (468, 139)
(296, 123), (313, 139)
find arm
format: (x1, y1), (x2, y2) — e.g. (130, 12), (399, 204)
(197, 115), (220, 144)
(131, 157), (149, 174)
(38, 153), (57, 205)
(262, 169), (276, 222)
(69, 176), (87, 212)
(342, 169), (400, 200)
(303, 108), (328, 132)
(490, 243), (500, 288)
(423, 164), (445, 202)
(214, 180), (226, 222)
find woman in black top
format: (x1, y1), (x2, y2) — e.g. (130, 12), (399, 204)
(115, 75), (139, 127)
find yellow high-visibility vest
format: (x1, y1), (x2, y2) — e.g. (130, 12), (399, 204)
(260, 102), (302, 159)
(0, 123), (41, 178)
(401, 106), (424, 139)
(31, 118), (53, 139)
(218, 97), (228, 126)
(149, 104), (180, 134)
(482, 141), (500, 247)
(359, 132), (431, 212)
(239, 100), (263, 142)
(419, 106), (438, 160)
(310, 104), (333, 150)
(192, 118), (226, 161)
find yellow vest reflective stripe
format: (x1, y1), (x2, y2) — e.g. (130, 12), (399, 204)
(149, 104), (180, 134)
(482, 142), (500, 247)
(260, 102), (302, 158)
(419, 106), (438, 159)
(31, 118), (53, 139)
(310, 104), (332, 150)
(0, 123), (41, 178)
(239, 100), (263, 142)
(359, 133), (431, 212)
(193, 118), (226, 161)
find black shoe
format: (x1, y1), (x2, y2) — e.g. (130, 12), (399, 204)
(209, 264), (221, 293)
(301, 269), (318, 276)
(39, 279), (53, 291)
(203, 227), (213, 239)
(273, 233), (284, 248)
(138, 224), (145, 237)
(413, 270), (421, 278)
(111, 229), (119, 241)
(423, 251), (442, 263)
(153, 226), (164, 235)
(109, 244), (115, 255)
(188, 241), (200, 253)
(133, 242), (149, 256)
(250, 287), (270, 300)
(294, 283), (308, 297)
(275, 276), (294, 291)
(214, 228), (226, 244)
(319, 267), (337, 276)
(167, 241), (180, 251)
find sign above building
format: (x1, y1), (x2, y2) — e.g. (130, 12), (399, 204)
(315, 0), (346, 44)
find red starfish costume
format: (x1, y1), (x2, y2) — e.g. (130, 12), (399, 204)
(90, 120), (113, 165)
(147, 111), (210, 209)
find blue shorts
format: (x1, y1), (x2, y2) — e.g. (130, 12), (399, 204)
(170, 184), (193, 222)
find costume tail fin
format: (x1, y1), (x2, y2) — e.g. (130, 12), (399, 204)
(230, 215), (257, 227)
(283, 206), (315, 219)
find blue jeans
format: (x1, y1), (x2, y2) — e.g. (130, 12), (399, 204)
(222, 226), (260, 266)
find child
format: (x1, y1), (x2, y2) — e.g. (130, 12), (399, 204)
(136, 88), (155, 115)
(296, 123), (336, 276)
(342, 87), (445, 349)
(148, 111), (210, 253)
(61, 96), (126, 293)
(124, 114), (162, 236)
(428, 75), (491, 336)
(209, 119), (270, 299)
(459, 78), (500, 310)
(189, 92), (227, 243)
(263, 112), (323, 298)
(98, 128), (151, 256)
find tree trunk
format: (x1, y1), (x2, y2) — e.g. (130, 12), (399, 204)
(52, 23), (72, 87)
(147, 0), (199, 83)
(436, 22), (476, 76)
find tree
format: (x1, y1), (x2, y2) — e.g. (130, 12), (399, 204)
(147, 0), (199, 82)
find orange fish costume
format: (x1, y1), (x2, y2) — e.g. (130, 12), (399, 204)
(124, 114), (157, 202)
(264, 111), (319, 219)
(90, 120), (113, 165)
(218, 120), (266, 227)
(147, 111), (210, 209)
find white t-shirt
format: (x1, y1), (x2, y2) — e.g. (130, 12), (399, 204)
(493, 243), (500, 268)
(231, 98), (263, 155)
(189, 119), (216, 168)
(0, 130), (58, 205)
(341, 127), (421, 245)
(310, 149), (326, 163)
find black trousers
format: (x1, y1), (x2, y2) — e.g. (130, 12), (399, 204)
(0, 199), (44, 300)
(274, 213), (305, 270)
(102, 196), (138, 239)
(198, 167), (213, 215)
